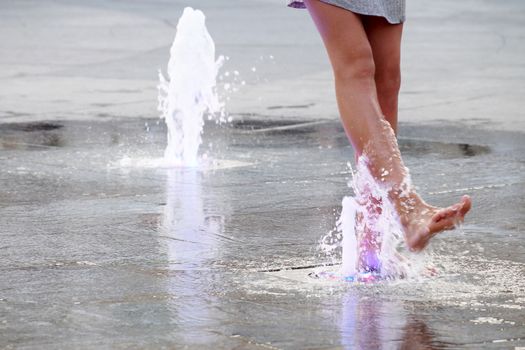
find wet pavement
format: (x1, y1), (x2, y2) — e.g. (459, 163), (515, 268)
(1, 0), (525, 347)
(1, 118), (524, 349)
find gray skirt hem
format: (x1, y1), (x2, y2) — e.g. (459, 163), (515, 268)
(288, 0), (406, 24)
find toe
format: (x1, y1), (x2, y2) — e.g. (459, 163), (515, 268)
(459, 195), (472, 217)
(433, 206), (457, 223)
(429, 208), (457, 233)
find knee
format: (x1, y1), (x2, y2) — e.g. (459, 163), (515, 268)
(331, 46), (376, 83)
(375, 65), (401, 97)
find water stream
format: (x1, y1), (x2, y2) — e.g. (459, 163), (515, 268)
(338, 158), (427, 281)
(318, 158), (429, 282)
(158, 7), (224, 167)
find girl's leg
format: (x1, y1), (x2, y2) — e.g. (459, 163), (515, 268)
(303, 0), (471, 251)
(362, 16), (403, 134)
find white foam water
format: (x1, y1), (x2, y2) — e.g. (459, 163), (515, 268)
(157, 7), (224, 167)
(323, 157), (428, 281)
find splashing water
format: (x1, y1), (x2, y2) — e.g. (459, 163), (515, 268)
(320, 157), (428, 282)
(158, 7), (224, 167)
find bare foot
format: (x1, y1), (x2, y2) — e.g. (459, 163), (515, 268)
(397, 194), (472, 251)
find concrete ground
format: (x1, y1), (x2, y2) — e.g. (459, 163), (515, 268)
(1, 0), (524, 131)
(0, 0), (524, 349)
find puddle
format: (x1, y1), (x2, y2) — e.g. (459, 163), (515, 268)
(400, 138), (490, 157)
(267, 103), (316, 110)
(0, 119), (493, 159)
(231, 118), (308, 130)
(3, 122), (63, 132)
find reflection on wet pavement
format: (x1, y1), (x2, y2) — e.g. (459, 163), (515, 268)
(0, 118), (524, 348)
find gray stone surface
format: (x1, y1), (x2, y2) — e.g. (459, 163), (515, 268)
(0, 118), (524, 348)
(0, 0), (524, 131)
(1, 0), (524, 349)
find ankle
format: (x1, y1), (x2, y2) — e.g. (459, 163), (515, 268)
(390, 188), (425, 223)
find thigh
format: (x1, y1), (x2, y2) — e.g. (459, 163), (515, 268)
(303, 0), (372, 70)
(362, 16), (403, 77)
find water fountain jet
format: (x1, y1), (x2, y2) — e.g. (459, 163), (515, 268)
(158, 7), (224, 167)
